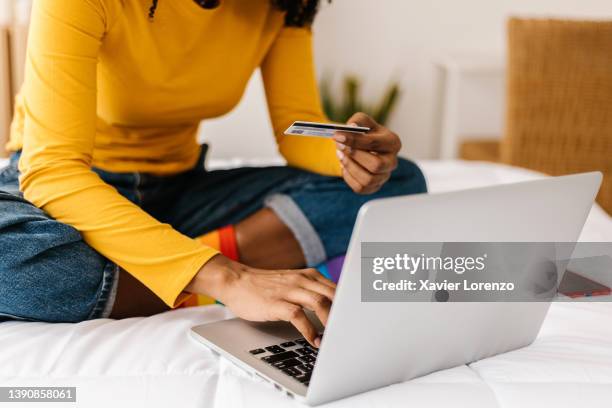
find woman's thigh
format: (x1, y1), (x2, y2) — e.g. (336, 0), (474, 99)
(169, 158), (427, 265)
(0, 166), (116, 322)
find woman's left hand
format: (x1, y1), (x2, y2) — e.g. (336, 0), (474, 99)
(333, 112), (402, 195)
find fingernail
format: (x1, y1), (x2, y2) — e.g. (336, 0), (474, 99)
(336, 149), (344, 160)
(314, 336), (321, 348)
(335, 142), (346, 150)
(333, 134), (346, 143)
(348, 122), (358, 127)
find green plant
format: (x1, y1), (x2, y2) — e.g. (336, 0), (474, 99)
(320, 74), (401, 125)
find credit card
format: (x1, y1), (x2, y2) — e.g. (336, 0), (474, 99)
(284, 121), (370, 138)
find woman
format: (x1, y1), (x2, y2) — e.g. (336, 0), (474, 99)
(0, 0), (426, 347)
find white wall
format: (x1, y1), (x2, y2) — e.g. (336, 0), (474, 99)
(313, 0), (612, 159)
(199, 70), (280, 160)
(202, 0), (612, 160)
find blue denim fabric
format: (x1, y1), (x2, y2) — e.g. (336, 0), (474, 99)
(0, 154), (117, 322)
(0, 146), (427, 322)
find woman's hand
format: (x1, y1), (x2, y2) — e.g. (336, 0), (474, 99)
(186, 255), (336, 348)
(333, 112), (402, 195)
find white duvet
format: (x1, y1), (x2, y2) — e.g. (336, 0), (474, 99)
(1, 159), (611, 408)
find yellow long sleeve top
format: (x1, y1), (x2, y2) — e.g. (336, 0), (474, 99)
(7, 0), (341, 307)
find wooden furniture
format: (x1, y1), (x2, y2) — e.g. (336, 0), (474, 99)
(435, 54), (505, 160)
(459, 138), (501, 162)
(502, 18), (612, 214)
(0, 0), (29, 158)
(0, 25), (12, 157)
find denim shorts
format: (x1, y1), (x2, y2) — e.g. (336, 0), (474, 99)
(0, 146), (427, 322)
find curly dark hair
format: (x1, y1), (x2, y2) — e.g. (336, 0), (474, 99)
(148, 0), (329, 27)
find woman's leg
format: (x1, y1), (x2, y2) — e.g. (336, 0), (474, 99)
(0, 154), (426, 320)
(169, 158), (427, 269)
(235, 208), (306, 269)
(0, 190), (118, 322)
(0, 189), (167, 320)
(110, 269), (169, 318)
(242, 158), (427, 267)
(0, 158), (165, 321)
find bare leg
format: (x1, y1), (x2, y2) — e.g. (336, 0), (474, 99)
(110, 268), (170, 318)
(110, 208), (305, 317)
(235, 208), (306, 269)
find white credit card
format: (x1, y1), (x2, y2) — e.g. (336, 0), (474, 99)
(284, 121), (370, 138)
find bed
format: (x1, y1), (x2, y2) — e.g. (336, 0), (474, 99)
(1, 158), (611, 408)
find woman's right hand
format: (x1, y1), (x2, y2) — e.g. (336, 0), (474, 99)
(186, 255), (336, 347)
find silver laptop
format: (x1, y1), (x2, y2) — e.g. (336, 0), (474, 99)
(190, 172), (602, 405)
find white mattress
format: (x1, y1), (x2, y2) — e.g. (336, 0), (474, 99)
(1, 159), (611, 408)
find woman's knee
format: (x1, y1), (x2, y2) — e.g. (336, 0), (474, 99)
(388, 158), (428, 195)
(0, 193), (113, 323)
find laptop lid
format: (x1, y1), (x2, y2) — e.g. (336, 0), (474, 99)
(306, 172), (602, 405)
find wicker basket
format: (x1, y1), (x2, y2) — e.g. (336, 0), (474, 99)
(501, 18), (612, 215)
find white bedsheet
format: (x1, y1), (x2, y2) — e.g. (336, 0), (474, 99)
(1, 159), (611, 408)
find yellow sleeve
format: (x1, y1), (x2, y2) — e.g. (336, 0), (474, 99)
(18, 0), (218, 307)
(261, 26), (342, 177)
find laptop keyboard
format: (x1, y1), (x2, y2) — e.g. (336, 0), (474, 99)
(249, 338), (317, 386)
